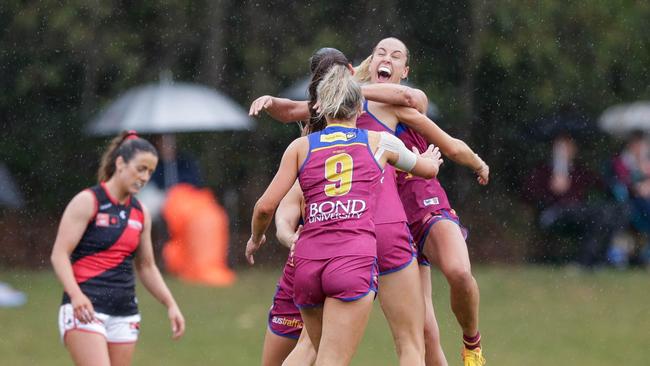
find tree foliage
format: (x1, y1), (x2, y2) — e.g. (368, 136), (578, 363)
(1, 0), (649, 264)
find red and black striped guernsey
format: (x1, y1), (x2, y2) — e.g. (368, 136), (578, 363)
(61, 183), (144, 316)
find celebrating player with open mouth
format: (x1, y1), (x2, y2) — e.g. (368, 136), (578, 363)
(247, 62), (442, 366)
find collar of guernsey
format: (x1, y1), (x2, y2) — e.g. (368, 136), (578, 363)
(309, 124), (369, 150)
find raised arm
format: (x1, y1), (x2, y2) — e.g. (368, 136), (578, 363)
(135, 205), (185, 340)
(394, 106), (489, 184)
(249, 95), (311, 123)
(246, 137), (306, 264)
(275, 181), (304, 250)
(50, 191), (97, 324)
(361, 84), (428, 114)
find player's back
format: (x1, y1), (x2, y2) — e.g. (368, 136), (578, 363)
(296, 124), (382, 260)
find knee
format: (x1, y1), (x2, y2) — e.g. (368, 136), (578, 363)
(445, 267), (474, 288)
(390, 320), (425, 352)
(423, 317), (441, 344)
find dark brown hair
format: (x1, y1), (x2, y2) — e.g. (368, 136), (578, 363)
(305, 48), (350, 134)
(97, 131), (158, 182)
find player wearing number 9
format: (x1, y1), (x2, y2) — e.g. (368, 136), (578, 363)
(246, 63), (442, 366)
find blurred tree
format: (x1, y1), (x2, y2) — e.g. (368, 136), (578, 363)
(1, 0), (649, 266)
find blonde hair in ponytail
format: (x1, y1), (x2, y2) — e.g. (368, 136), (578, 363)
(353, 55), (372, 83)
(316, 64), (363, 121)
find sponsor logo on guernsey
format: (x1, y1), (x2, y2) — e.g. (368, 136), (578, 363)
(96, 213), (110, 227)
(99, 203), (112, 210)
(320, 131), (356, 143)
(271, 316), (304, 329)
(423, 197), (439, 206)
(308, 199), (366, 223)
(128, 219), (143, 231)
(119, 210), (127, 219)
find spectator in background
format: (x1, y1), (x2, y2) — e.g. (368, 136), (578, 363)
(143, 134), (235, 286)
(151, 135), (203, 190)
(609, 130), (650, 266)
(523, 131), (625, 268)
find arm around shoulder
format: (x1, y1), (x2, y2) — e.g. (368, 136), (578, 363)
(374, 131), (442, 179)
(361, 84), (428, 113)
(249, 95), (310, 123)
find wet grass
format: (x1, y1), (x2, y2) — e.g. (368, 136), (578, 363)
(0, 266), (648, 365)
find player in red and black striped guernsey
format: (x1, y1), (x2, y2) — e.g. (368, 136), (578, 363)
(51, 131), (185, 366)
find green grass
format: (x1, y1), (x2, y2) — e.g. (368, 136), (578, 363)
(1, 266), (648, 365)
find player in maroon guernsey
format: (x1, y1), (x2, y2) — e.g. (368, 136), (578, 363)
(357, 38), (489, 366)
(247, 64), (441, 366)
(252, 47), (439, 365)
(251, 48), (443, 366)
(251, 39), (489, 366)
(51, 131), (185, 366)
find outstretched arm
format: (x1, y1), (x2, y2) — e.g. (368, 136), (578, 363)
(249, 95), (310, 123)
(135, 205), (185, 340)
(249, 83), (429, 124)
(394, 106), (489, 184)
(246, 138), (305, 264)
(362, 84), (428, 114)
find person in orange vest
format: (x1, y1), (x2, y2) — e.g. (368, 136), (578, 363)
(150, 134), (236, 286)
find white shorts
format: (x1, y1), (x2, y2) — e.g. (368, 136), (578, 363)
(58, 304), (141, 344)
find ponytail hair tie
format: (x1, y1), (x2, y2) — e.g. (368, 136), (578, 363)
(124, 130), (139, 141)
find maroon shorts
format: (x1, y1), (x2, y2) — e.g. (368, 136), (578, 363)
(409, 208), (468, 266)
(293, 255), (378, 308)
(268, 255), (303, 339)
(376, 222), (417, 275)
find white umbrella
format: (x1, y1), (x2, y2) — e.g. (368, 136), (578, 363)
(599, 101), (650, 136)
(85, 79), (254, 219)
(85, 81), (254, 135)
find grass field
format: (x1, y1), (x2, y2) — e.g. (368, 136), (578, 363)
(0, 266), (648, 365)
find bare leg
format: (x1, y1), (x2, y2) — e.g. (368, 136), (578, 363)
(65, 330), (111, 366)
(299, 307), (324, 355)
(378, 261), (426, 366)
(262, 328), (297, 366)
(315, 295), (374, 366)
(419, 265), (449, 366)
(107, 342), (137, 366)
(282, 328), (317, 366)
(424, 220), (480, 338)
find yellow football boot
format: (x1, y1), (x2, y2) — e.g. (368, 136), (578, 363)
(462, 347), (486, 366)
